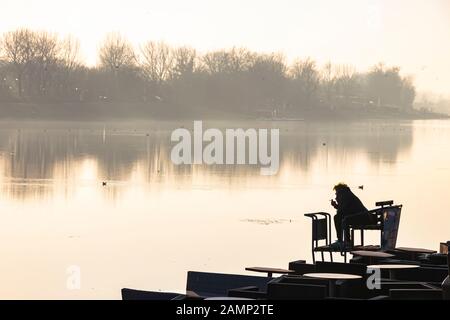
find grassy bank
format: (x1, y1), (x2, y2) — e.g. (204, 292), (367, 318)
(0, 101), (448, 122)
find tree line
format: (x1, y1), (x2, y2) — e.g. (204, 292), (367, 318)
(0, 29), (416, 118)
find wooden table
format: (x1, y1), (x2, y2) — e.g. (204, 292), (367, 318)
(245, 267), (295, 278)
(395, 247), (437, 260)
(367, 264), (420, 280)
(351, 250), (394, 264)
(303, 272), (362, 297)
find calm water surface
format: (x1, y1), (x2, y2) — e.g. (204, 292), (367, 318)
(0, 119), (449, 299)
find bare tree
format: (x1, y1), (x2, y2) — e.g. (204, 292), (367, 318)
(98, 33), (136, 100)
(57, 35), (83, 99)
(60, 35), (81, 71)
(320, 62), (337, 107)
(400, 76), (415, 109)
(139, 41), (175, 84)
(331, 64), (358, 105)
(250, 53), (286, 77)
(247, 53), (287, 109)
(290, 58), (318, 82)
(0, 28), (418, 116)
(230, 48), (255, 72)
(33, 31), (60, 96)
(366, 63), (410, 107)
(1, 29), (36, 97)
(289, 58), (320, 107)
(200, 51), (227, 74)
(200, 47), (254, 74)
(99, 33), (135, 71)
(172, 46), (196, 79)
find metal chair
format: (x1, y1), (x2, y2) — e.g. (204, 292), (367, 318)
(346, 203), (402, 251)
(304, 212), (340, 263)
(267, 276), (328, 300)
(305, 203), (402, 264)
(348, 201), (392, 247)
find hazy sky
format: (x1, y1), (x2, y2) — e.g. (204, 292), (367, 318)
(0, 0), (449, 96)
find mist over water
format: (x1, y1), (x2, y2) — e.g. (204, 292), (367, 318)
(0, 119), (448, 299)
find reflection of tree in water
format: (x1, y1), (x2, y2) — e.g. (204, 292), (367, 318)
(0, 121), (413, 200)
(280, 121), (413, 170)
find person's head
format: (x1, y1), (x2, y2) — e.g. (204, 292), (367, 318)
(333, 183), (351, 196)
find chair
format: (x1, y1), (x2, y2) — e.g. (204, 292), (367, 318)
(268, 283), (328, 300)
(346, 204), (402, 251)
(267, 276), (328, 299)
(229, 275), (330, 299)
(392, 266), (448, 283)
(315, 261), (367, 277)
(304, 202), (401, 263)
(227, 286), (267, 299)
(344, 201), (387, 247)
(367, 281), (439, 298)
(315, 262), (368, 298)
(304, 212), (337, 263)
(186, 271), (272, 298)
(288, 260), (317, 275)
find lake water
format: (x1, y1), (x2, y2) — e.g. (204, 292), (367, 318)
(0, 119), (449, 299)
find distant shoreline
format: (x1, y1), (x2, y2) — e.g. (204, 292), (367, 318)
(0, 102), (448, 122)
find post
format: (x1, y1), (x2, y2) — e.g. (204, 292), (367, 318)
(442, 241), (450, 300)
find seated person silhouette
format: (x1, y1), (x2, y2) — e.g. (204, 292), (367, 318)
(330, 183), (376, 249)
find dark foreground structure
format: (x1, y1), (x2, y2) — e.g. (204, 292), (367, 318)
(121, 202), (449, 300)
(122, 244), (449, 300)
